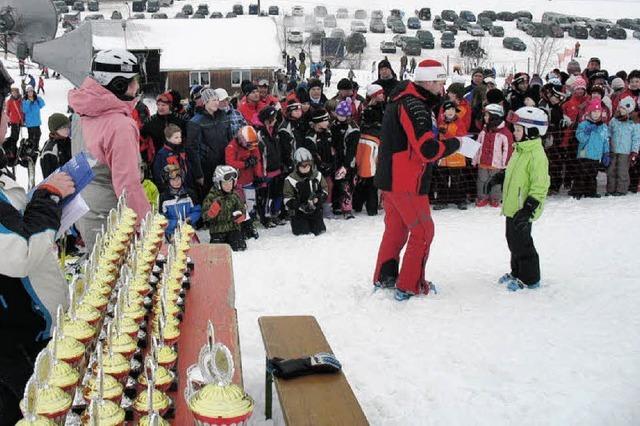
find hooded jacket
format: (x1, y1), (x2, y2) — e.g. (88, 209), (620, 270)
(68, 78), (151, 246)
(225, 138), (264, 186)
(22, 96), (45, 128)
(609, 117), (640, 154)
(502, 137), (550, 220)
(576, 119), (609, 161)
(375, 81), (460, 194)
(473, 122), (513, 169)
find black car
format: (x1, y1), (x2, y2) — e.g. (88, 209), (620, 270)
(416, 30), (435, 48)
(441, 31), (455, 48)
(87, 1), (99, 12)
(515, 11), (533, 20)
(417, 7), (431, 21)
(407, 17), (421, 29)
(444, 24), (458, 34)
(455, 18), (471, 31)
(182, 4), (193, 15)
(84, 14), (104, 20)
(609, 26), (627, 39)
(392, 21), (407, 34)
(132, 13), (145, 19)
(489, 25), (504, 37)
(387, 16), (401, 28)
(441, 10), (458, 22)
(432, 16), (446, 31)
(590, 25), (608, 39)
(72, 1), (84, 11)
(111, 10), (122, 19)
(478, 16), (493, 31)
(548, 24), (564, 38)
(225, 12), (236, 18)
(496, 11), (515, 21)
(402, 37), (422, 55)
(151, 13), (168, 19)
(503, 36), (526, 51)
(527, 23), (547, 37)
(192, 12), (206, 19)
(516, 17), (532, 31)
(616, 18), (640, 30)
(478, 10), (496, 21)
(210, 11), (223, 18)
(248, 4), (259, 15)
(232, 4), (243, 15)
(197, 4), (209, 15)
(268, 6), (279, 15)
(147, 0), (160, 13)
(569, 23), (588, 39)
(633, 30), (640, 40)
(346, 32), (366, 53)
(132, 1), (145, 12)
(175, 12), (188, 18)
(459, 39), (485, 57)
(460, 10), (476, 22)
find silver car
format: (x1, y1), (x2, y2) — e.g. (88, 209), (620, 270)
(467, 24), (484, 36)
(351, 20), (367, 33)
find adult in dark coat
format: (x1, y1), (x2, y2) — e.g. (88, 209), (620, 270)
(141, 91), (186, 156)
(373, 59), (399, 100)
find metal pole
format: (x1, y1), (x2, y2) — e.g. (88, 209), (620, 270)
(527, 57), (530, 75)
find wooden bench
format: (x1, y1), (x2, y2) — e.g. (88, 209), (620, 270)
(258, 316), (369, 426)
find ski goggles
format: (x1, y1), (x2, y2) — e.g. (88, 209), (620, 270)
(221, 170), (239, 181)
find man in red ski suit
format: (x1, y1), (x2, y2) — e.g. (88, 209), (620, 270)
(373, 59), (461, 301)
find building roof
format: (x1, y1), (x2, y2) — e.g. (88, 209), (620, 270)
(90, 18), (282, 71)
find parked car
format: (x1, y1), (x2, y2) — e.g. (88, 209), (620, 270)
(132, 13), (145, 19)
(390, 9), (403, 18)
(407, 17), (421, 29)
(515, 11), (533, 20)
(175, 12), (188, 18)
(151, 12), (168, 19)
(72, 1), (84, 11)
(309, 27), (326, 44)
(609, 26), (627, 39)
(503, 36), (526, 51)
(590, 25), (608, 39)
(56, 4), (70, 13)
(460, 10), (476, 22)
(196, 3), (208, 14)
(392, 34), (412, 46)
(455, 18), (471, 31)
(232, 4), (243, 15)
(633, 30), (640, 39)
(569, 23), (588, 39)
(346, 32), (366, 53)
(402, 37), (422, 55)
(350, 20), (366, 33)
(467, 24), (484, 36)
(478, 10), (496, 21)
(192, 12), (206, 18)
(459, 39), (485, 57)
(355, 9), (367, 20)
(330, 28), (346, 39)
(489, 25), (504, 37)
(313, 5), (327, 17)
(527, 23), (547, 37)
(268, 6), (279, 15)
(182, 4), (193, 15)
(291, 5), (304, 16)
(370, 20), (386, 33)
(110, 10), (122, 19)
(84, 14), (104, 20)
(131, 0), (145, 12)
(287, 29), (303, 43)
(444, 24), (458, 34)
(210, 11), (223, 18)
(159, 0), (173, 6)
(380, 41), (397, 53)
(372, 10), (384, 20)
(248, 4), (258, 15)
(441, 31), (455, 48)
(548, 24), (564, 38)
(147, 0), (160, 13)
(478, 17), (493, 31)
(416, 7), (431, 21)
(225, 12), (236, 18)
(320, 15), (334, 28)
(336, 8), (348, 19)
(433, 16), (446, 31)
(87, 1), (99, 12)
(441, 9), (458, 22)
(416, 30), (435, 48)
(392, 21), (407, 33)
(496, 11), (515, 21)
(616, 18), (639, 30)
(516, 17), (532, 31)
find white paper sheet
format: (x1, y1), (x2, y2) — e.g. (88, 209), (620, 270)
(57, 194), (89, 239)
(458, 136), (481, 158)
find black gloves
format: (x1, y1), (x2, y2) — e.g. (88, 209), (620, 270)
(244, 156), (258, 168)
(484, 170), (505, 195)
(513, 197), (540, 230)
(267, 352), (342, 380)
(295, 180), (312, 203)
(420, 138), (460, 160)
(442, 137), (461, 157)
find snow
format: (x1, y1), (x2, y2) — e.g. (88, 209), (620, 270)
(88, 19), (282, 71)
(5, 0), (640, 423)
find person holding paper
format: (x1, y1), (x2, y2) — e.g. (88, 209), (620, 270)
(69, 49), (151, 250)
(0, 105), (75, 422)
(373, 59), (460, 301)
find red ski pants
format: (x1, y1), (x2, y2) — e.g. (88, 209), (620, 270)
(374, 191), (435, 294)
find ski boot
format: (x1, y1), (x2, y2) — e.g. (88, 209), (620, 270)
(373, 276), (396, 290)
(261, 218), (277, 228)
(420, 280), (437, 295)
(241, 220), (259, 240)
(506, 278), (540, 291)
(394, 288), (414, 301)
(498, 273), (514, 285)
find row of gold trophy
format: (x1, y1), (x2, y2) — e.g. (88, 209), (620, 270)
(17, 194), (196, 425)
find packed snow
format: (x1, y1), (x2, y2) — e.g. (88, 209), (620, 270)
(8, 0), (640, 423)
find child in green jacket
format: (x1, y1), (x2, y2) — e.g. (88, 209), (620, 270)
(500, 107), (551, 291)
(202, 165), (247, 251)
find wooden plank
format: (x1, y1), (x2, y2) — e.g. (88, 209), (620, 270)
(171, 244), (242, 424)
(258, 316), (369, 426)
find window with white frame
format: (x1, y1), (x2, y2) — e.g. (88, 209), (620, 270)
(189, 71), (210, 86)
(231, 70), (252, 87)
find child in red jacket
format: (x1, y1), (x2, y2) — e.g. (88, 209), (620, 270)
(224, 125), (263, 239)
(473, 104), (513, 207)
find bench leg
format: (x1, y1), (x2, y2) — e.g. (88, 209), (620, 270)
(265, 361), (273, 420)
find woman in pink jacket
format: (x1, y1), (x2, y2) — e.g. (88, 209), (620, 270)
(69, 49), (151, 250)
(473, 103), (514, 207)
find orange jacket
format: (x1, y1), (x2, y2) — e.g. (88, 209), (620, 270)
(437, 116), (467, 168)
(355, 133), (380, 178)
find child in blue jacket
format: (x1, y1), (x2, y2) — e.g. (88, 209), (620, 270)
(22, 86), (45, 146)
(606, 97), (640, 195)
(159, 164), (201, 240)
(574, 100), (609, 198)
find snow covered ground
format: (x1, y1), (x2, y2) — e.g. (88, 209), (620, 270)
(6, 1), (640, 422)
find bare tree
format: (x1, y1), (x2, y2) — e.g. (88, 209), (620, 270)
(531, 36), (561, 76)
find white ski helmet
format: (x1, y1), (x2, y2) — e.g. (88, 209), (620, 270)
(213, 165), (238, 189)
(293, 147), (314, 166)
(618, 96), (635, 115)
(484, 103), (504, 118)
(91, 49), (140, 87)
(508, 106), (549, 137)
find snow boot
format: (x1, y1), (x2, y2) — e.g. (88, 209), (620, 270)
(394, 288), (414, 301)
(432, 203), (447, 210)
(344, 212), (355, 220)
(457, 203), (468, 210)
(374, 276), (397, 290)
(506, 278), (540, 291)
(498, 273), (514, 285)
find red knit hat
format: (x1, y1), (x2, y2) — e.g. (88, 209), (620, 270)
(585, 99), (602, 115)
(414, 59), (447, 82)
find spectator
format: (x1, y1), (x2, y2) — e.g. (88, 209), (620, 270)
(324, 65), (332, 87)
(464, 68), (484, 100)
(278, 102), (307, 174)
(152, 124), (192, 193)
(22, 85), (45, 147)
(159, 164), (201, 240)
(237, 81), (262, 126)
(373, 59), (398, 100)
(40, 113), (71, 179)
(606, 97), (640, 196)
(215, 88), (247, 141)
(141, 91), (186, 156)
(256, 106), (284, 227)
(5, 88), (23, 166)
(574, 100), (609, 198)
(330, 99), (360, 219)
(68, 49), (151, 250)
(307, 79), (328, 112)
